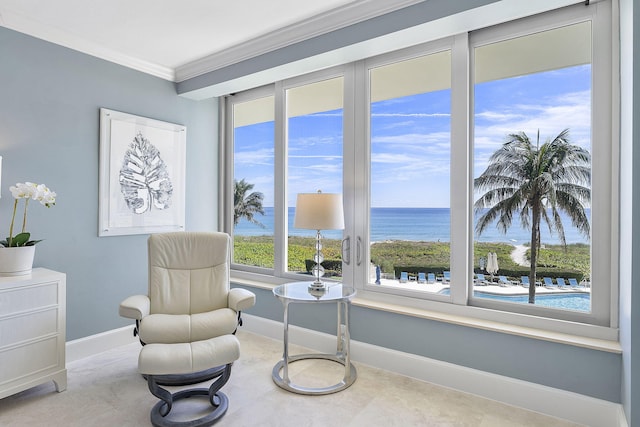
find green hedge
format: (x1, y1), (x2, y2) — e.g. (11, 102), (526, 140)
(303, 259), (342, 277)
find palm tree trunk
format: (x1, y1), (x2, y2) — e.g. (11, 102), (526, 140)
(528, 205), (540, 304)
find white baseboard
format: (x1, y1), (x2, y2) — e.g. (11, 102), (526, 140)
(66, 325), (137, 363)
(66, 316), (627, 427)
(241, 314), (627, 427)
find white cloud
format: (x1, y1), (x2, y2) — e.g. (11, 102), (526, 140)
(235, 148), (274, 166)
(474, 89), (592, 173)
(474, 111), (524, 122)
(372, 112), (450, 118)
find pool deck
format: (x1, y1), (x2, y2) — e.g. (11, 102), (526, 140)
(377, 278), (590, 295)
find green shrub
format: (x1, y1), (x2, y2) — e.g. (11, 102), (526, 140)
(303, 259), (342, 277)
(234, 236), (589, 281)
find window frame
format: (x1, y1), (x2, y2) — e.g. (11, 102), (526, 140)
(223, 84), (276, 277)
(466, 2), (614, 327)
(358, 37), (457, 305)
(223, 1), (617, 338)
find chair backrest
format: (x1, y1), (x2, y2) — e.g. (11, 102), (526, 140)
(148, 232), (231, 315)
(521, 276), (530, 284)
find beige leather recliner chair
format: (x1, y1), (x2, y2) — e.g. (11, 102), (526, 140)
(119, 231), (255, 384)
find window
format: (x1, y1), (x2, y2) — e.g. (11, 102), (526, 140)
(472, 22), (593, 312)
(224, 2), (614, 330)
(285, 76), (344, 278)
(368, 49), (452, 295)
(231, 91), (275, 270)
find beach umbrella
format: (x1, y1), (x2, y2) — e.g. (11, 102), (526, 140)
(486, 252), (494, 274)
(486, 252), (499, 281)
(492, 252), (499, 274)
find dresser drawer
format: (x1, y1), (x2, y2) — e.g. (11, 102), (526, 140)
(0, 308), (58, 348)
(0, 282), (59, 316)
(0, 336), (60, 385)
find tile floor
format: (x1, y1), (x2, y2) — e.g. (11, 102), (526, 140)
(0, 330), (582, 426)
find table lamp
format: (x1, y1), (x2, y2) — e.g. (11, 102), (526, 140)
(294, 190), (344, 291)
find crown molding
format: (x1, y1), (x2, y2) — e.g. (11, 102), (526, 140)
(174, 0), (425, 82)
(1, 1), (422, 83)
(0, 9), (175, 81)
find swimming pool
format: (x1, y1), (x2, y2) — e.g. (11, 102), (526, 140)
(439, 289), (591, 312)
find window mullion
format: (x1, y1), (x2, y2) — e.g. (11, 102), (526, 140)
(273, 81), (287, 277)
(590, 0), (615, 326)
(450, 32), (471, 305)
(220, 96), (233, 234)
(341, 63), (357, 287)
(351, 60), (370, 289)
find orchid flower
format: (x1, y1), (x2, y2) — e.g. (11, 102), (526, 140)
(4, 182), (57, 247)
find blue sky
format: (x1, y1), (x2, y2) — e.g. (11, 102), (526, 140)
(234, 65), (591, 208)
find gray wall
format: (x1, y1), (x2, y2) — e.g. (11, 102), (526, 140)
(620, 0), (640, 424)
(0, 26), (218, 340)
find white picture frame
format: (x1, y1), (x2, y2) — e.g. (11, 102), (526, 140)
(98, 108), (186, 237)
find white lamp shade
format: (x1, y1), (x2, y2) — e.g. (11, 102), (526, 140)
(294, 192), (344, 230)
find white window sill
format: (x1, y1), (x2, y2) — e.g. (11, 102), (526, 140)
(230, 273), (621, 354)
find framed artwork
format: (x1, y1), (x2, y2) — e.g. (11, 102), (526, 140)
(98, 108), (186, 236)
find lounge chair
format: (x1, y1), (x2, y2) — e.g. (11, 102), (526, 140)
(443, 271), (451, 283)
(556, 277), (569, 289)
(568, 278), (582, 288)
(399, 271), (408, 283)
(427, 273), (436, 284)
(543, 277), (557, 289)
(520, 276), (530, 287)
(498, 275), (512, 287)
(475, 273), (488, 285)
(417, 272), (426, 283)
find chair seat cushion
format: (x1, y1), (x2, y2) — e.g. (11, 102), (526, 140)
(138, 308), (238, 344)
(138, 335), (240, 376)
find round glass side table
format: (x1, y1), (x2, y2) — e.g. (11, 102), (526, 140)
(272, 281), (357, 395)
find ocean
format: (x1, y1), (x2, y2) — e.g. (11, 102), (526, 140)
(234, 207), (590, 245)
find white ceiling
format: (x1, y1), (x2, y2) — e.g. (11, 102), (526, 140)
(0, 0), (423, 81)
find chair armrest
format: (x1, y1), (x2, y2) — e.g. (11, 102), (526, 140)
(119, 295), (150, 320)
(228, 288), (256, 312)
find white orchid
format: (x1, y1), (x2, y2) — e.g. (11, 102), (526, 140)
(33, 184), (57, 208)
(4, 182), (57, 247)
(9, 182), (35, 199)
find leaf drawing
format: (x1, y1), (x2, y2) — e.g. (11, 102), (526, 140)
(119, 132), (173, 214)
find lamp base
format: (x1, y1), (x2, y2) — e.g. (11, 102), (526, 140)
(308, 282), (326, 291)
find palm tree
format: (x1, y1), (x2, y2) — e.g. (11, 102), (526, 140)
(234, 179), (266, 228)
(474, 129), (591, 304)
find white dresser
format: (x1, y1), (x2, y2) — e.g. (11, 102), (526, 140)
(0, 268), (66, 399)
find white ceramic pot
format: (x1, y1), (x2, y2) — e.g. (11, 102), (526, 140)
(0, 246), (36, 276)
